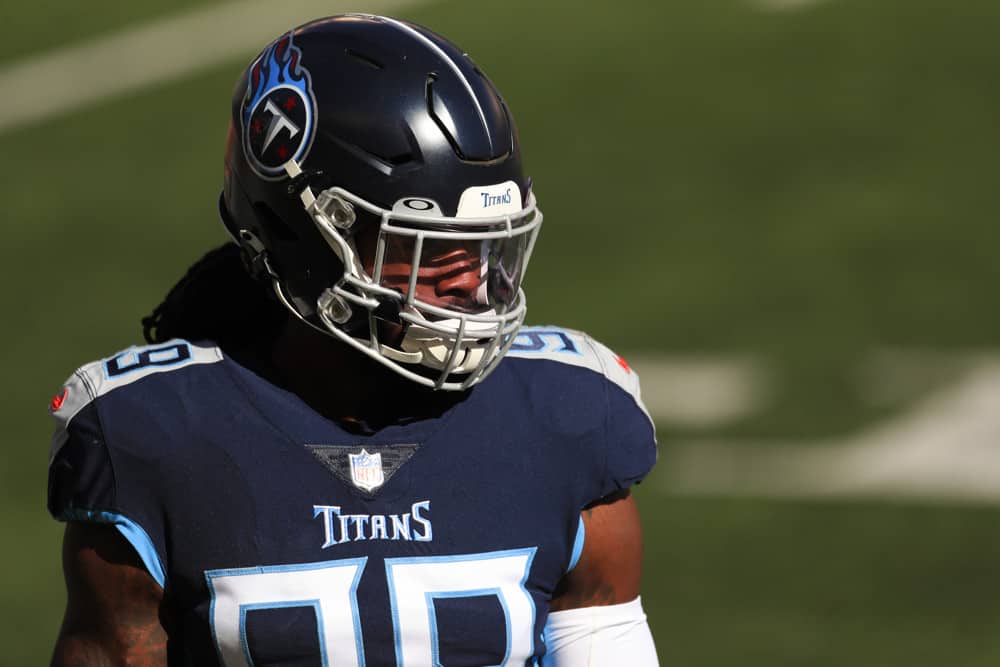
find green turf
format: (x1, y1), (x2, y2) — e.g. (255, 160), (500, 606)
(639, 490), (1000, 666)
(4, 0), (1000, 663)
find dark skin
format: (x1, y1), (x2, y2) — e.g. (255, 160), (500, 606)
(51, 238), (646, 665)
(550, 489), (643, 612)
(52, 523), (168, 666)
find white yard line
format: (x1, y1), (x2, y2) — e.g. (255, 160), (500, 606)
(629, 355), (768, 428)
(664, 356), (1000, 503)
(0, 0), (422, 135)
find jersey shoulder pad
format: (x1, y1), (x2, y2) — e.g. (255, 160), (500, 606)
(46, 339), (221, 588)
(506, 326), (657, 496)
(506, 325), (650, 422)
(49, 339), (223, 461)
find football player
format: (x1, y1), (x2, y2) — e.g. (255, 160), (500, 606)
(48, 15), (659, 666)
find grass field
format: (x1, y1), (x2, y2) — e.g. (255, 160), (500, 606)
(3, 0), (1000, 664)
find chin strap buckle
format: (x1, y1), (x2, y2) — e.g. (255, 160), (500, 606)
(236, 229), (278, 282)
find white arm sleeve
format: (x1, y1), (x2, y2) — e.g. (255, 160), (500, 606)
(542, 596), (659, 666)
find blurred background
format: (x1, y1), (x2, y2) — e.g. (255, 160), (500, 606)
(3, 0), (1000, 664)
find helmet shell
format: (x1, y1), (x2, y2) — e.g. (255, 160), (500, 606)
(221, 14), (529, 318)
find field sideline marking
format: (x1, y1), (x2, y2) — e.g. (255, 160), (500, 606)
(0, 0), (423, 135)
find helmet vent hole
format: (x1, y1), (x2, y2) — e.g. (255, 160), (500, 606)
(426, 75), (467, 160)
(345, 48), (384, 70)
(387, 153), (414, 166)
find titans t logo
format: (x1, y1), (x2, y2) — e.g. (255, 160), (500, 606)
(241, 33), (317, 179)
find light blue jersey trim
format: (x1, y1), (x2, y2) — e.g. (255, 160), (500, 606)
(59, 508), (166, 588)
(239, 600), (323, 667)
(567, 516), (585, 573)
(427, 587), (506, 667)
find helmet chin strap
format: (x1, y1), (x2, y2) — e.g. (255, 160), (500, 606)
(378, 343), (423, 364)
(397, 339), (486, 374)
(394, 317), (496, 374)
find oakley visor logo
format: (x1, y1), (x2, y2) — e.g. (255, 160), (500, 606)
(402, 198), (435, 211)
(392, 197), (443, 216)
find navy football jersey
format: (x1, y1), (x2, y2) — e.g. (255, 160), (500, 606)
(47, 326), (657, 667)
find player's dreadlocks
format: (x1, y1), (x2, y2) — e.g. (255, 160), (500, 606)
(142, 243), (287, 356)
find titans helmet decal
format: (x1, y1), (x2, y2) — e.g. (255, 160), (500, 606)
(241, 33), (317, 179)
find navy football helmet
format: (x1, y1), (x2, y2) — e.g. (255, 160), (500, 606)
(220, 14), (542, 390)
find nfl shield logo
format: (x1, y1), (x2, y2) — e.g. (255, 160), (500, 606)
(348, 449), (385, 492)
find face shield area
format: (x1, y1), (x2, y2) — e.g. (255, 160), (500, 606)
(285, 166), (542, 389)
(371, 224), (531, 317)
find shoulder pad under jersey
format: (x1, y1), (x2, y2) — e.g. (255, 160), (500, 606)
(507, 326), (652, 422)
(47, 339), (222, 588)
(49, 339), (223, 462)
(505, 326), (658, 495)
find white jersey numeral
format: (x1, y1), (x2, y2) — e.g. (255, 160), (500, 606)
(206, 558), (368, 667)
(206, 548), (537, 667)
(385, 549), (536, 666)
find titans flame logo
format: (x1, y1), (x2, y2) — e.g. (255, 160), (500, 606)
(241, 33), (317, 179)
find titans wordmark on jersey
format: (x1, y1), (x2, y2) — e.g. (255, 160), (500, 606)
(47, 327), (656, 666)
